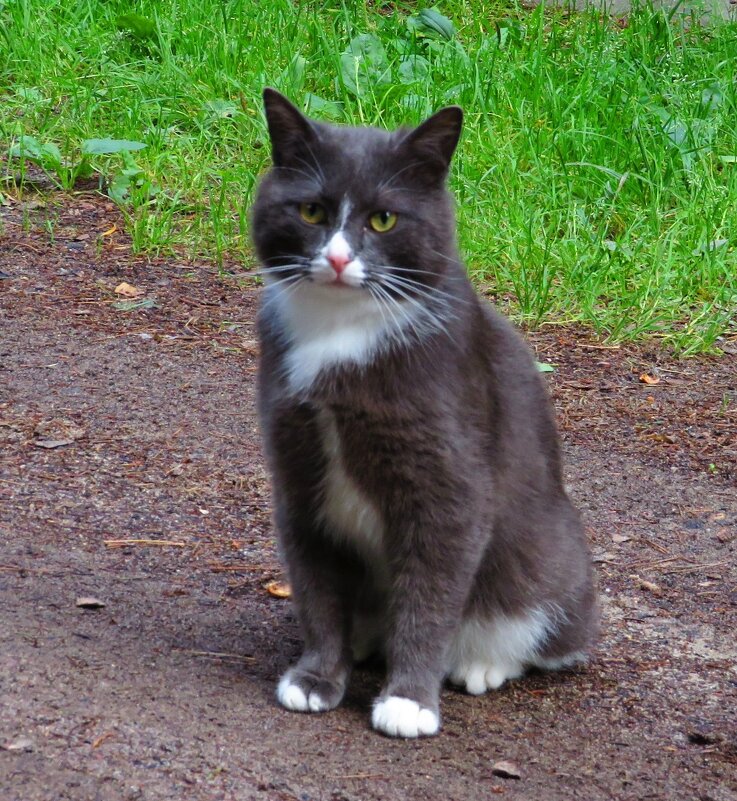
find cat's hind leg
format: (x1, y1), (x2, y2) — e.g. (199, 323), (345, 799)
(447, 608), (575, 694)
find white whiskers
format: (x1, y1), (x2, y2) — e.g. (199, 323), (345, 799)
(260, 273), (307, 310)
(365, 270), (452, 349)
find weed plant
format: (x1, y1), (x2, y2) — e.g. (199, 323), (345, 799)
(1, 0), (736, 352)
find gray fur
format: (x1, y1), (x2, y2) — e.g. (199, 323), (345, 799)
(252, 89), (597, 737)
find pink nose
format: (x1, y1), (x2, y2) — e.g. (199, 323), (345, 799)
(328, 252), (351, 274)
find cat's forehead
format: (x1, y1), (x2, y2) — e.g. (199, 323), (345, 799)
(319, 122), (396, 156)
(314, 123), (403, 188)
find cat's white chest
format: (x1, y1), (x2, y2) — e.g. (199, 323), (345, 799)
(267, 282), (396, 394)
(316, 408), (384, 564)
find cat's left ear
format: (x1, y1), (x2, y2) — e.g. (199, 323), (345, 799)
(401, 106), (463, 172)
(262, 87), (318, 168)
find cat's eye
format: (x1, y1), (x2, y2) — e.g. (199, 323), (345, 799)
(369, 211), (398, 233)
(299, 202), (327, 225)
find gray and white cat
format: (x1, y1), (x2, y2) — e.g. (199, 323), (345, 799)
(252, 88), (597, 738)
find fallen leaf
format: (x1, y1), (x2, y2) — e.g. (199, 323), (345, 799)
(639, 373), (660, 385)
(34, 438), (76, 449)
(630, 575), (661, 594)
(644, 432), (677, 444)
(114, 281), (144, 298)
(265, 580), (292, 599)
(101, 224), (117, 237)
(592, 550), (617, 563)
(92, 731), (116, 748)
(536, 361), (555, 373)
(33, 419), (85, 449)
(2, 736), (34, 752)
(76, 596), (106, 609)
(491, 760), (521, 780)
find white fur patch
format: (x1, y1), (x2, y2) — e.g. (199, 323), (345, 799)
(317, 408), (385, 565)
(276, 674), (329, 713)
(277, 674), (309, 710)
(267, 282), (403, 394)
(324, 230), (352, 266)
(311, 244), (365, 289)
(447, 606), (567, 694)
(372, 696), (439, 738)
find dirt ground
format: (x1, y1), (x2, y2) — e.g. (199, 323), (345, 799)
(1, 192), (735, 801)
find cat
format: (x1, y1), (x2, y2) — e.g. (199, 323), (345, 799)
(251, 88), (597, 738)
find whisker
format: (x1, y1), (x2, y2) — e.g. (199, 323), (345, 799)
(262, 253), (310, 264)
(390, 264), (460, 278)
(367, 284), (408, 352)
(366, 283), (390, 330)
(297, 149), (326, 185)
(378, 273), (456, 309)
(273, 165), (321, 185)
(256, 264), (306, 276)
(370, 283), (415, 350)
(376, 279), (448, 339)
(428, 248), (463, 265)
(374, 277), (443, 344)
(379, 272), (468, 306)
(377, 161), (423, 193)
(260, 274), (306, 307)
(376, 276), (434, 318)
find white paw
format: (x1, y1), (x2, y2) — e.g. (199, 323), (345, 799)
(276, 675), (328, 713)
(449, 661), (523, 694)
(372, 696), (439, 738)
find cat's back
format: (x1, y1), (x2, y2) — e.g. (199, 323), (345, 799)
(465, 300), (566, 481)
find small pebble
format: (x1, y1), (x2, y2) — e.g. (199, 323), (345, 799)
(491, 760), (521, 780)
(3, 736), (34, 752)
(76, 596), (106, 609)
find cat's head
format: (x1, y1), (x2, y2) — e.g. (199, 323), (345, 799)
(252, 89), (463, 304)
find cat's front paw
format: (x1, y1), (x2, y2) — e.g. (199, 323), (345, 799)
(276, 670), (344, 713)
(371, 696), (439, 738)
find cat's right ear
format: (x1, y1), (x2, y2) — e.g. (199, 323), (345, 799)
(262, 88), (317, 168)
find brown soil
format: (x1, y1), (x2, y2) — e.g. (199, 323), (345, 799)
(1, 192), (735, 801)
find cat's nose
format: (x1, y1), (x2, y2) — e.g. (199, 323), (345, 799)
(328, 252), (351, 274)
(325, 232), (353, 275)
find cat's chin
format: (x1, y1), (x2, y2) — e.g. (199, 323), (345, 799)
(321, 281), (359, 291)
(309, 272), (366, 291)
(306, 279), (367, 297)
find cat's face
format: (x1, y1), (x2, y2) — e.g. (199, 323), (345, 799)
(252, 89), (463, 305)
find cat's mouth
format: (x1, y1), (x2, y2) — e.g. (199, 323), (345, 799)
(313, 274), (365, 292)
(310, 257), (367, 290)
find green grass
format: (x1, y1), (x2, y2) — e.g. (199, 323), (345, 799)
(1, 0), (736, 353)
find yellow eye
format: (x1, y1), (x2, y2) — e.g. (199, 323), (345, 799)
(369, 211), (398, 233)
(299, 202), (327, 225)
